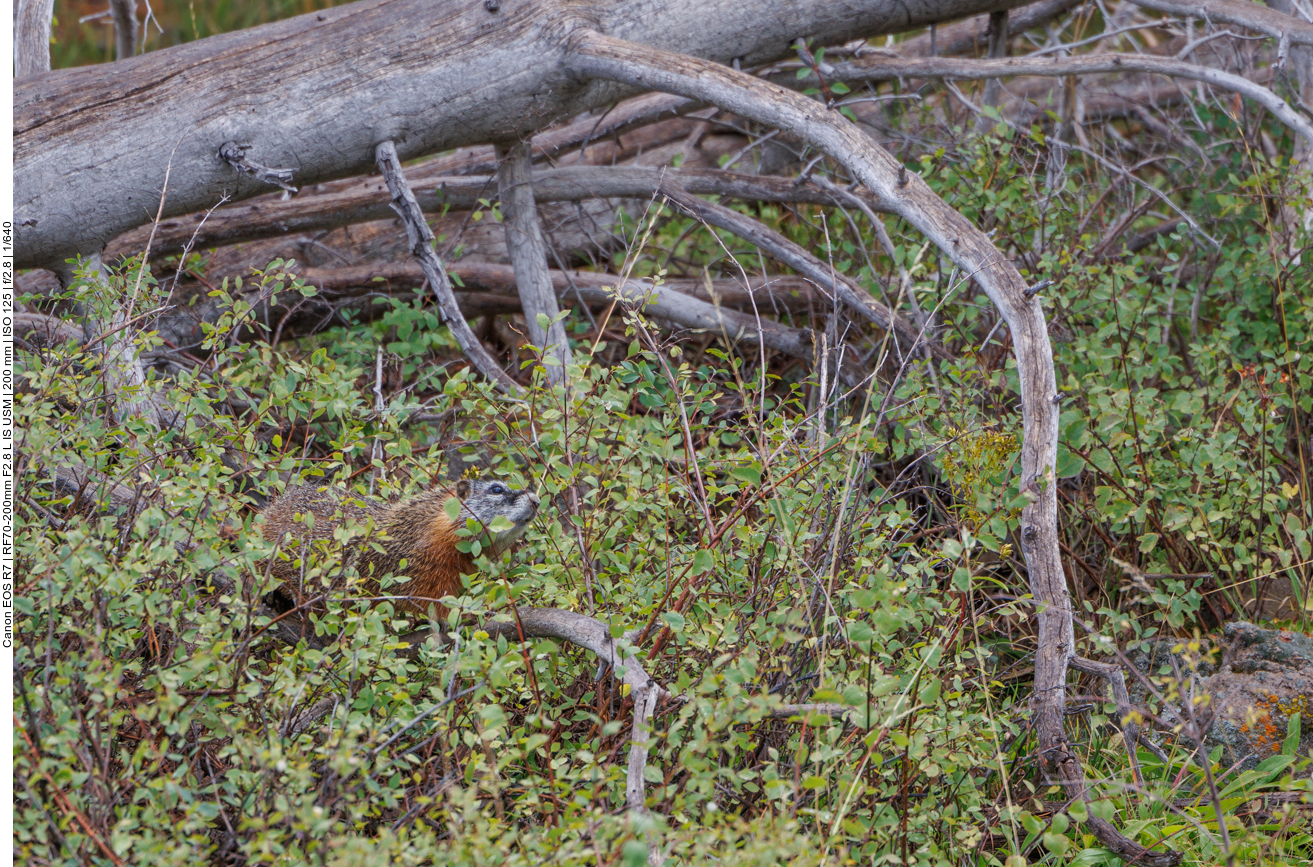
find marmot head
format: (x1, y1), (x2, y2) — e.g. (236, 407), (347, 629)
(454, 478), (540, 554)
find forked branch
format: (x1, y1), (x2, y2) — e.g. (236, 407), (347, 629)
(398, 605), (856, 832)
(375, 140), (520, 395)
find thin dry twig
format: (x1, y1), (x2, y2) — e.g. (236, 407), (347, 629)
(375, 140), (520, 395)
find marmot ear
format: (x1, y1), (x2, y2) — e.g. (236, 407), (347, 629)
(456, 479), (470, 499)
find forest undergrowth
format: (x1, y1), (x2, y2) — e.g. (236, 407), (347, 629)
(15, 99), (1313, 867)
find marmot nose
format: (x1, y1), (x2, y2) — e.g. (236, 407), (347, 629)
(528, 492), (541, 508)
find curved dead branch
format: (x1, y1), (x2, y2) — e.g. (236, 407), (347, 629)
(564, 27), (1179, 865)
(375, 140), (520, 395)
(812, 52), (1313, 149)
(398, 606), (861, 828)
(1129, 0), (1313, 47)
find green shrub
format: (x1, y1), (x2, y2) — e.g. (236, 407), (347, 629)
(16, 125), (1313, 866)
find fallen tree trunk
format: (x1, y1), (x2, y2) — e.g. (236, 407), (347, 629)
(14, 0), (1035, 270)
(293, 263), (824, 314)
(105, 165), (890, 261)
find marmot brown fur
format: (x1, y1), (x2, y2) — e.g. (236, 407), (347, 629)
(261, 478), (539, 619)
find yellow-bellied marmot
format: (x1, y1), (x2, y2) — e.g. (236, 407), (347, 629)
(261, 478), (539, 619)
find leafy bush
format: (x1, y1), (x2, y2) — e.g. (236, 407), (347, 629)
(17, 123), (1313, 865)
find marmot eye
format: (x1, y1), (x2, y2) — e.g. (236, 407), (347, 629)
(489, 483), (505, 495)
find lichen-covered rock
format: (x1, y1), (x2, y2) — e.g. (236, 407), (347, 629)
(1222, 621), (1313, 671)
(1200, 622), (1313, 770)
(1122, 623), (1312, 771)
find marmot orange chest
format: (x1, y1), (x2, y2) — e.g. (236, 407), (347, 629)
(261, 479), (539, 617)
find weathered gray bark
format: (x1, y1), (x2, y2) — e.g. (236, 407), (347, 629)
(496, 141), (573, 383)
(15, 0), (1039, 269)
(1267, 0), (1313, 234)
(896, 0), (1081, 57)
(106, 165), (889, 262)
(375, 140), (519, 394)
(109, 0), (139, 61)
(14, 0), (54, 76)
(974, 10), (1008, 133)
(1130, 0), (1313, 46)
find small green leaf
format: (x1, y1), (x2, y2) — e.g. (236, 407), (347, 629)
(729, 464), (761, 485)
(1283, 712), (1301, 756)
(1042, 831), (1070, 856)
(1055, 444), (1086, 478)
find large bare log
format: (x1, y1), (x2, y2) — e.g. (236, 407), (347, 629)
(15, 0), (1042, 270)
(292, 263), (824, 313)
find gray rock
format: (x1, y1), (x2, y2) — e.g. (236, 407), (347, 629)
(1121, 623), (1312, 772)
(1199, 622), (1313, 771)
